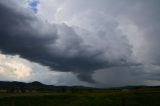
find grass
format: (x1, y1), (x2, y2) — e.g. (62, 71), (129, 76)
(0, 89), (160, 106)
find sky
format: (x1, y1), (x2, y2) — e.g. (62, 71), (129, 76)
(0, 0), (160, 88)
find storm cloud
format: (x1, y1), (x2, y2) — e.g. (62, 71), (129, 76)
(0, 0), (136, 83)
(0, 0), (160, 86)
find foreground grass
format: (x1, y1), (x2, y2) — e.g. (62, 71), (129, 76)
(0, 89), (160, 106)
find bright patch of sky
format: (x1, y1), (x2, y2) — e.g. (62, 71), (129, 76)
(28, 0), (39, 13)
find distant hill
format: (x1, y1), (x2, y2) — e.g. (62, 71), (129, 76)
(0, 81), (160, 93)
(0, 81), (93, 93)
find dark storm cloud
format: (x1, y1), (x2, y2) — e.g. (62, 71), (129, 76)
(0, 1), (136, 83)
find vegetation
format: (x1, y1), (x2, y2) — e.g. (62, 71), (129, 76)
(0, 88), (160, 106)
(0, 81), (160, 106)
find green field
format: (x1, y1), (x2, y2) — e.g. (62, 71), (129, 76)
(0, 88), (160, 106)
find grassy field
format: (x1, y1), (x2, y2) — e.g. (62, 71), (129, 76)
(0, 88), (160, 106)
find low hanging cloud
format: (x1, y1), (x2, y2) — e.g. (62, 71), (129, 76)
(0, 0), (137, 83)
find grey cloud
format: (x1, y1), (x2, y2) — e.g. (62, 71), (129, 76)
(0, 0), (160, 87)
(0, 0), (136, 83)
(33, 0), (160, 86)
(113, 0), (160, 65)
